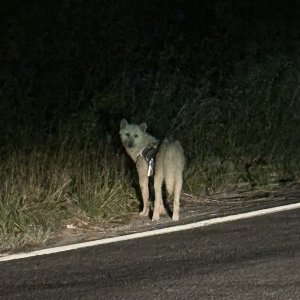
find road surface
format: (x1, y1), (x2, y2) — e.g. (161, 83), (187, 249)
(1, 208), (299, 299)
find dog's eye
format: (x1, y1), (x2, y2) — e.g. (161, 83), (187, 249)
(125, 133), (130, 137)
(134, 134), (138, 138)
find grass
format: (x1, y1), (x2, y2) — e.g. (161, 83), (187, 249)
(179, 55), (300, 194)
(0, 129), (137, 251)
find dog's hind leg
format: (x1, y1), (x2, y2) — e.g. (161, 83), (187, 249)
(172, 173), (183, 221)
(152, 168), (165, 221)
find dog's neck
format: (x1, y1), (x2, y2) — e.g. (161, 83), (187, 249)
(125, 133), (158, 163)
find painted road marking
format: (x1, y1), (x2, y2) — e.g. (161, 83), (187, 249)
(1, 202), (300, 262)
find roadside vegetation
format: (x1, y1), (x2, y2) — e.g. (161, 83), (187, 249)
(1, 0), (299, 250)
(0, 129), (137, 250)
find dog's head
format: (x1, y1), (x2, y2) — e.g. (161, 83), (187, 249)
(119, 119), (147, 149)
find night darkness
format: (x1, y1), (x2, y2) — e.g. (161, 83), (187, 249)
(0, 0), (300, 244)
(1, 1), (299, 137)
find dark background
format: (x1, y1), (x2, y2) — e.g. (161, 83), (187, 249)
(1, 0), (299, 157)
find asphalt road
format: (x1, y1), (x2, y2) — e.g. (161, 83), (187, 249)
(1, 208), (299, 300)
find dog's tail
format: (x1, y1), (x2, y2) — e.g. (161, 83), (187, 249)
(164, 141), (185, 195)
(165, 167), (184, 195)
(165, 171), (175, 195)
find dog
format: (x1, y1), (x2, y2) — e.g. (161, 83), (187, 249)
(119, 119), (185, 221)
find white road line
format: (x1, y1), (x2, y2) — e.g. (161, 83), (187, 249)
(1, 202), (300, 262)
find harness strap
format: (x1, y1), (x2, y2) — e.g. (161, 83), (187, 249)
(137, 143), (159, 177)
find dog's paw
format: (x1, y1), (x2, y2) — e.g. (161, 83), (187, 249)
(139, 209), (149, 217)
(152, 212), (160, 221)
(172, 214), (179, 221)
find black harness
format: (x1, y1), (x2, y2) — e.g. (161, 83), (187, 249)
(137, 143), (159, 176)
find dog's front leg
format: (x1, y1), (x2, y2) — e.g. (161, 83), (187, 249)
(136, 159), (149, 217)
(139, 177), (149, 216)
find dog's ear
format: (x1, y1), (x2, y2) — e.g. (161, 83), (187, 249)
(139, 123), (147, 132)
(120, 119), (128, 129)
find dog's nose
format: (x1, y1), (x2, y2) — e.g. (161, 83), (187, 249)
(128, 141), (133, 148)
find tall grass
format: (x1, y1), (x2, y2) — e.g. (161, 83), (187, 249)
(181, 55), (300, 193)
(0, 128), (136, 251)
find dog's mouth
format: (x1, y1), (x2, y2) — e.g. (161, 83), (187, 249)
(127, 141), (134, 148)
(124, 140), (135, 148)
